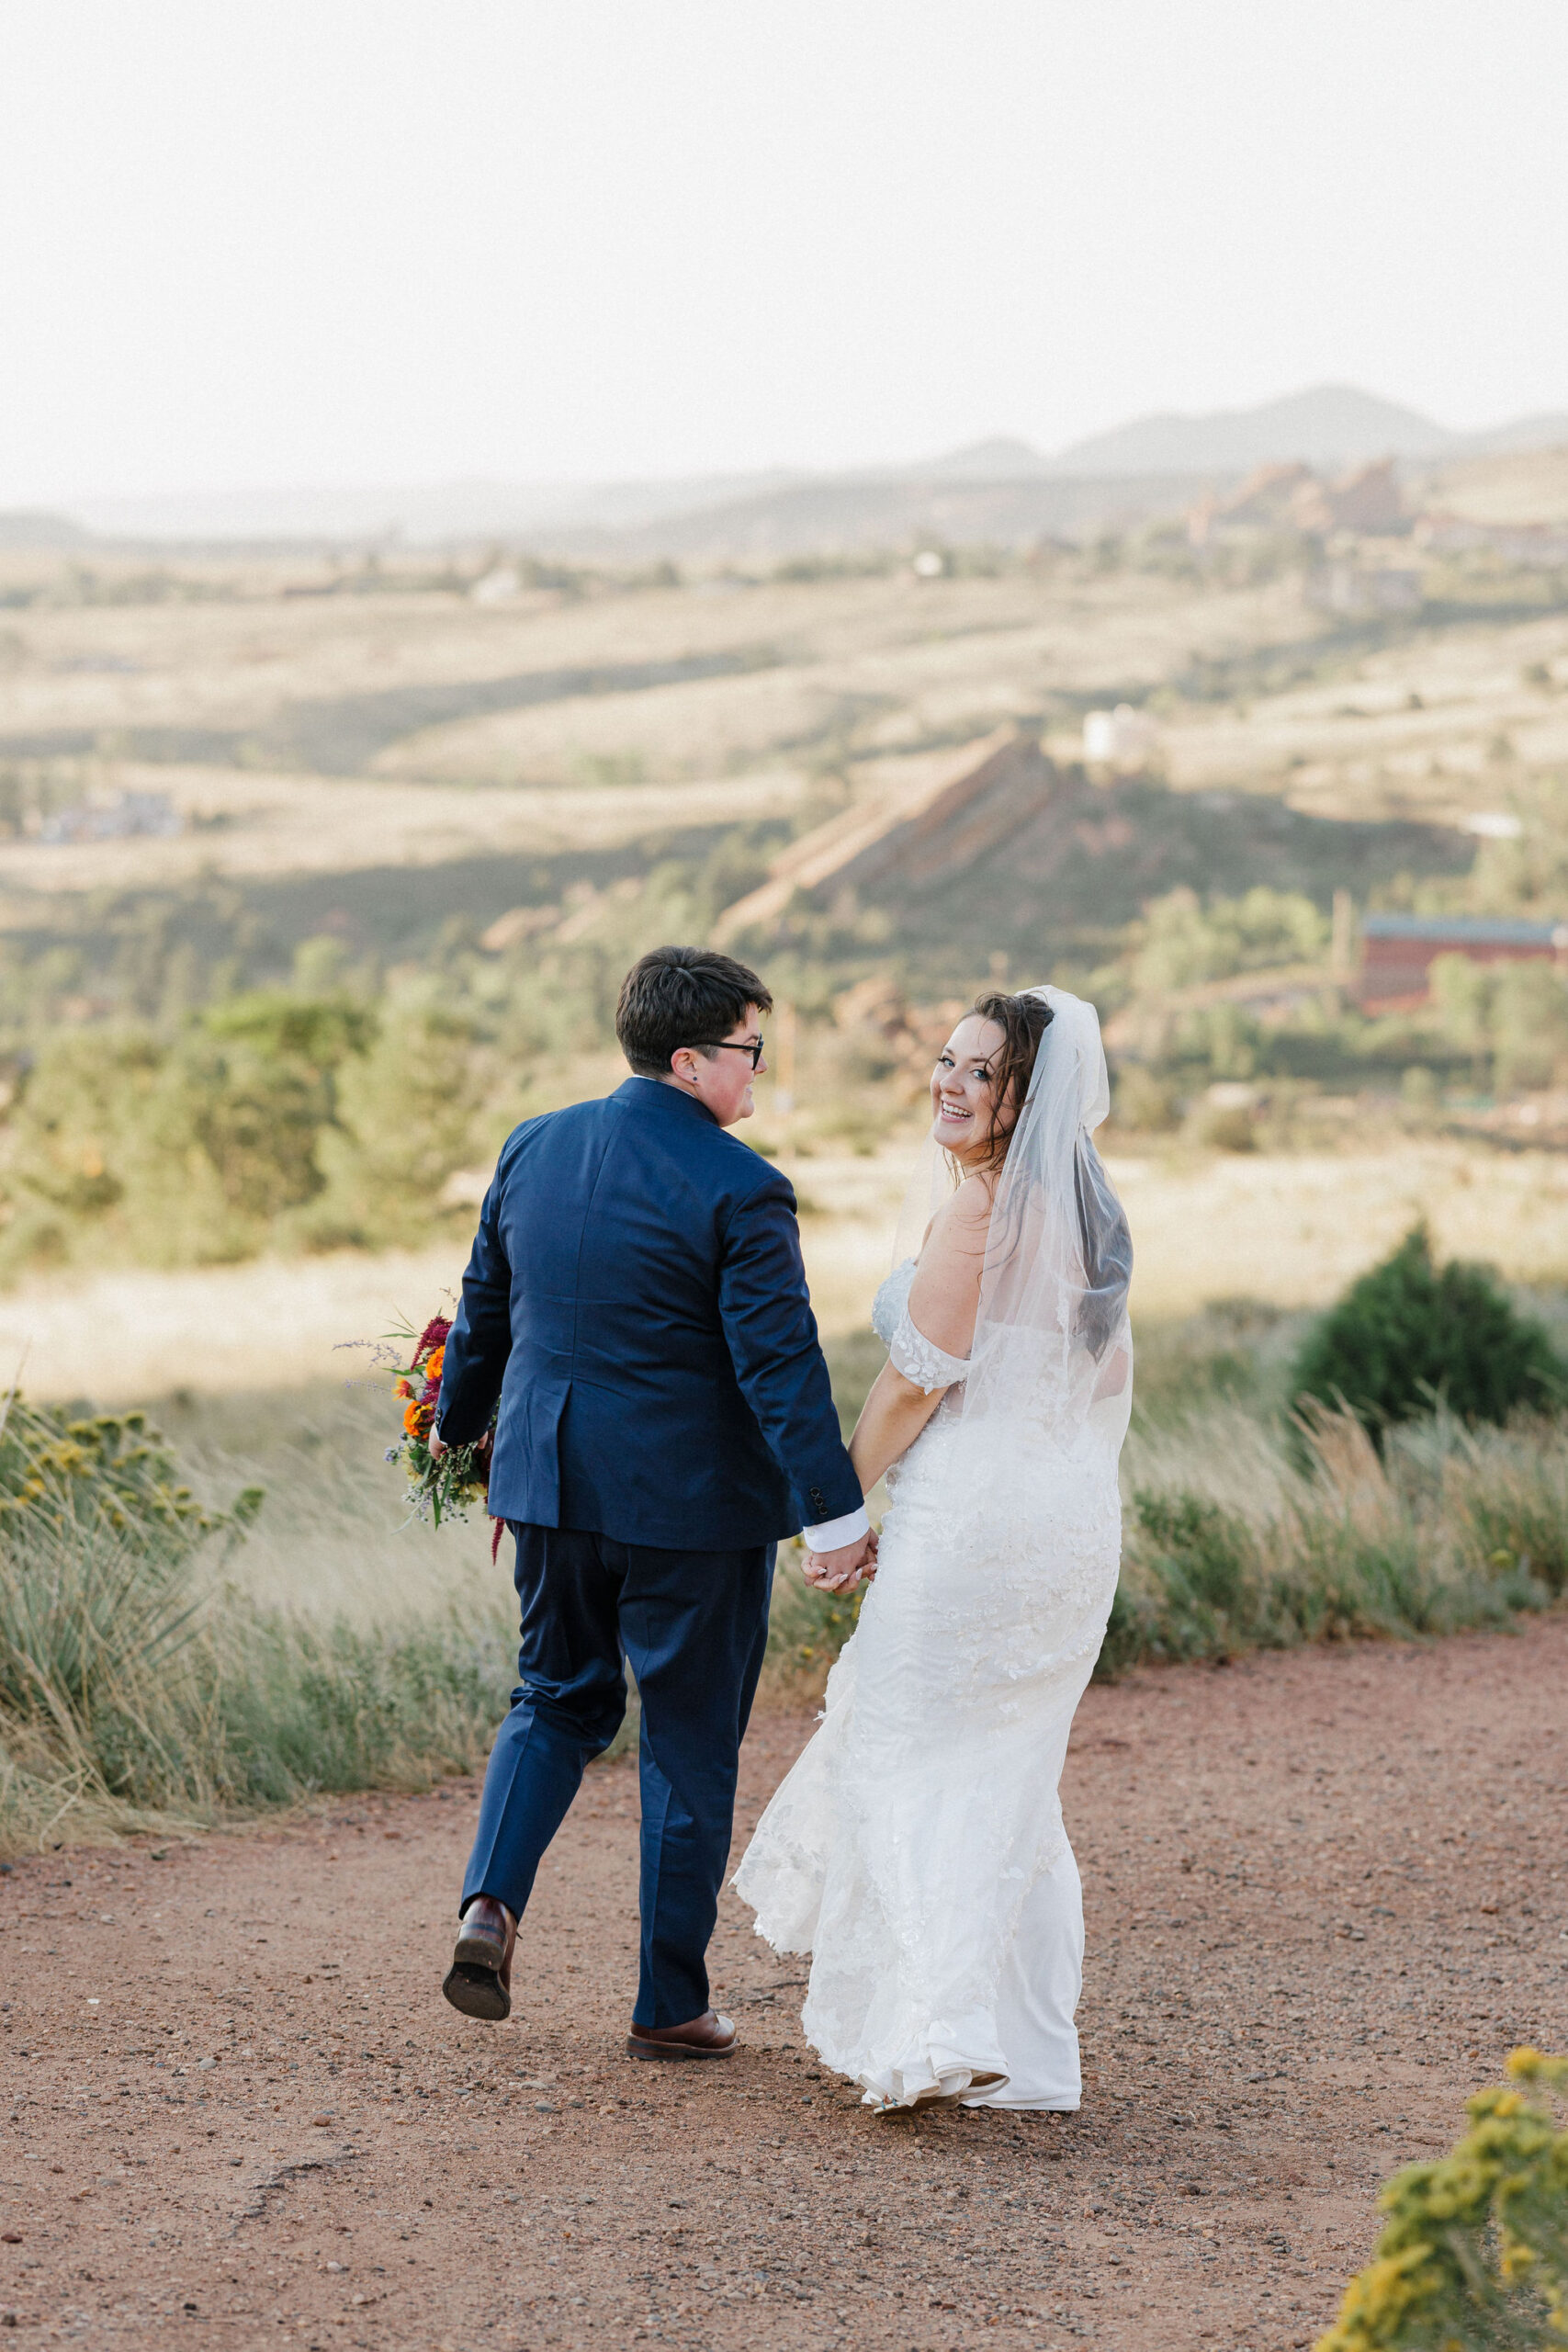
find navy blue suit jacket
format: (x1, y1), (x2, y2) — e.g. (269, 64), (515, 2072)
(435, 1077), (863, 1550)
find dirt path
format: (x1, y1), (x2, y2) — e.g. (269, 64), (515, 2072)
(3, 1620), (1564, 2352)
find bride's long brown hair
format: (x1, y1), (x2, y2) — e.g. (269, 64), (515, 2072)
(970, 990), (1053, 1175)
(969, 988), (1132, 1358)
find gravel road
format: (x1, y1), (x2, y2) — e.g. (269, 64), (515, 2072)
(3, 1618), (1563, 2351)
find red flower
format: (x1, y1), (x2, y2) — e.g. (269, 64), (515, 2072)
(415, 1315), (452, 1363)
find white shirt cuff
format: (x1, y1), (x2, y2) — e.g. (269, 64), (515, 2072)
(801, 1505), (870, 1552)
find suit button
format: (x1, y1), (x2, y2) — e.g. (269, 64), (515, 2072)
(809, 1488), (826, 1513)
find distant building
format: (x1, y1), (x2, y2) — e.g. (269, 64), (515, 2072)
(470, 564), (523, 604)
(1306, 564), (1422, 617)
(1082, 704), (1160, 772)
(1358, 912), (1568, 1010)
(1412, 512), (1568, 566)
(37, 790), (182, 845)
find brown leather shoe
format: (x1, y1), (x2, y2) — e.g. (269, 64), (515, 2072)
(442, 1895), (516, 2022)
(626, 2008), (738, 2062)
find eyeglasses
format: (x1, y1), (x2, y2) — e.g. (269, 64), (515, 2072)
(692, 1036), (765, 1069)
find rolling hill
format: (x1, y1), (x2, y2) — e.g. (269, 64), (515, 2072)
(31, 386), (1566, 560)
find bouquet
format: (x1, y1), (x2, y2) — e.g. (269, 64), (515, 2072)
(381, 1310), (495, 1528)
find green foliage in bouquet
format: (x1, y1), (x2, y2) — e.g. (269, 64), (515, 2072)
(381, 1313), (494, 1527)
(1316, 2049), (1568, 2352)
(1292, 1225), (1564, 1442)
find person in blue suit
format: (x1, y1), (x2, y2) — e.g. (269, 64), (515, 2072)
(432, 944), (875, 2058)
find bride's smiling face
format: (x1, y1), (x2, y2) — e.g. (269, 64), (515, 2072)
(931, 1014), (1008, 1164)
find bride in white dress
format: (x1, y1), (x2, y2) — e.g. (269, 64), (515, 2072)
(735, 986), (1133, 2112)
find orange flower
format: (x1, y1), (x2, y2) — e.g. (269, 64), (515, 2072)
(403, 1400), (425, 1436)
(395, 1377), (414, 1400)
(424, 1345), (446, 1382)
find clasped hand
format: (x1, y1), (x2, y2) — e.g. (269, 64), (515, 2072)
(802, 1528), (878, 1592)
(427, 1428), (491, 1465)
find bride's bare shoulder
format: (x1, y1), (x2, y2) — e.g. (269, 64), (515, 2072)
(908, 1175), (991, 1351)
(925, 1171), (994, 1252)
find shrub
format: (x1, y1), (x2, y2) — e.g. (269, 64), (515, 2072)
(1291, 1225), (1564, 1442)
(0, 1395), (259, 1559)
(1191, 1102), (1258, 1152)
(0, 1387), (518, 1856)
(1130, 886), (1328, 993)
(1126, 1491), (1254, 1656)
(0, 996), (378, 1272)
(1316, 2049), (1568, 2352)
(1100, 1400), (1565, 1680)
(1111, 1064), (1181, 1133)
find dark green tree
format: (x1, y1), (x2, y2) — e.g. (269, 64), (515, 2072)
(1291, 1223), (1563, 1439)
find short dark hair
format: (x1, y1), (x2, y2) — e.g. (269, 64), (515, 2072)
(615, 945), (773, 1077)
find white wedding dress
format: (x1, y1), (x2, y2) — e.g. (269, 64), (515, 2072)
(735, 988), (1132, 2111)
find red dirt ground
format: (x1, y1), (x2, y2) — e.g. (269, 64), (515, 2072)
(2, 1617), (1564, 2352)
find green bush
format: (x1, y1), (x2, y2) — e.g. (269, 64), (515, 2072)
(1291, 1225), (1564, 1441)
(1100, 1398), (1566, 1680)
(1130, 885), (1328, 993)
(0, 1388), (516, 1856)
(0, 994), (379, 1273)
(1316, 2050), (1568, 2352)
(0, 1394), (259, 1558)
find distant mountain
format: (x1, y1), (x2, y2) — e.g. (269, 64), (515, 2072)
(70, 470), (800, 548)
(28, 383), (1568, 558)
(1457, 409), (1568, 457)
(0, 509), (90, 548)
(547, 470), (1213, 562)
(919, 436), (1053, 481)
(1050, 383), (1568, 478)
(1051, 384), (1457, 476)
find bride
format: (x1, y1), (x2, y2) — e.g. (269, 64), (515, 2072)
(735, 985), (1133, 2112)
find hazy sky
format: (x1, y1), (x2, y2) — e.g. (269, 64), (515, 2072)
(3, 1), (1565, 501)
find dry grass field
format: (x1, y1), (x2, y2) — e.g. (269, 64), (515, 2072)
(0, 512), (1565, 1393)
(0, 760), (813, 895)
(6, 542), (1562, 870)
(1143, 610), (1568, 824)
(0, 1134), (1562, 1406)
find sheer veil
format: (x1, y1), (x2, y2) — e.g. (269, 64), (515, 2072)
(898, 985), (1134, 1452)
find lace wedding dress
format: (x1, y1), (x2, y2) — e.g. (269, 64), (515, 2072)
(735, 988), (1132, 2111)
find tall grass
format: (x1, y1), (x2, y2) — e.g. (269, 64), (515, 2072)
(0, 1383), (520, 1858)
(780, 1321), (1568, 1694)
(6, 1335), (1566, 1856)
(758, 1399), (1568, 1704)
(1104, 1398), (1568, 1676)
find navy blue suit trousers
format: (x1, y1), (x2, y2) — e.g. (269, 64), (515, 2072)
(463, 1522), (774, 2029)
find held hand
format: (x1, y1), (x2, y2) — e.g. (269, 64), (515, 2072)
(803, 1528), (878, 1592)
(428, 1427), (491, 1468)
